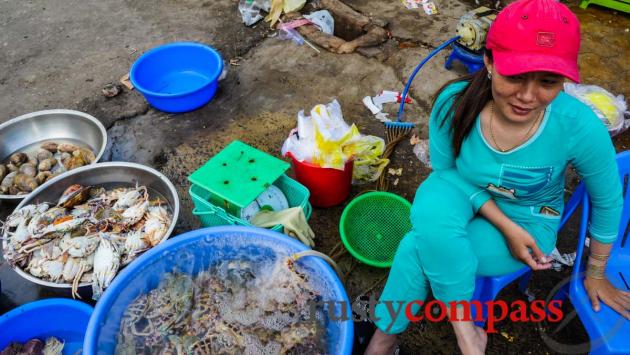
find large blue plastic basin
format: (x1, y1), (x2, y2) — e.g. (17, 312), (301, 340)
(130, 42), (224, 113)
(84, 226), (354, 354)
(0, 299), (93, 355)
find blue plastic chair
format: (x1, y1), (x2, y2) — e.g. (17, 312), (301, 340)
(567, 151), (630, 354)
(471, 182), (587, 327)
(444, 43), (484, 74)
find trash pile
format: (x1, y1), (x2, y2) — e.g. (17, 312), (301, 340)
(282, 100), (389, 183)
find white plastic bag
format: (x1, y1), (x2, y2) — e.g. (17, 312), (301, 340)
(413, 139), (431, 169)
(304, 10), (335, 35)
(238, 0), (271, 26)
(564, 83), (629, 136)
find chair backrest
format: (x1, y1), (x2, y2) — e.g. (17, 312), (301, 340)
(573, 150), (630, 278)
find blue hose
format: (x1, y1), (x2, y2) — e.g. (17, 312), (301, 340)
(397, 36), (461, 122)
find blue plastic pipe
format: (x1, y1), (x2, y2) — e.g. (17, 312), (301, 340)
(397, 36), (461, 122)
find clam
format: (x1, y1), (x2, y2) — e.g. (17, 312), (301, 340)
(1, 171), (16, 188)
(73, 148), (96, 164)
(38, 158), (57, 172)
(64, 156), (86, 171)
(58, 184), (92, 208)
(6, 163), (19, 172)
(58, 143), (81, 153)
(0, 186), (8, 194)
(41, 141), (58, 153)
(36, 171), (53, 185)
(18, 163), (37, 177)
(0, 164), (6, 181)
(9, 152), (27, 166)
(26, 153), (38, 166)
(13, 173), (38, 192)
(36, 148), (54, 161)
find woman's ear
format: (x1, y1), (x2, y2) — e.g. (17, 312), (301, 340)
(483, 54), (493, 75)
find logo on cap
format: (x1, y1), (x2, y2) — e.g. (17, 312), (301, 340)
(537, 32), (555, 47)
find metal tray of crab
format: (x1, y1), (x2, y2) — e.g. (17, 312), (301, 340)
(1, 162), (180, 300)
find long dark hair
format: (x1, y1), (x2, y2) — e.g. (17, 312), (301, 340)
(433, 52), (493, 157)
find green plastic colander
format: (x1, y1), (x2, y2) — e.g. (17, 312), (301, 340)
(339, 192), (413, 268)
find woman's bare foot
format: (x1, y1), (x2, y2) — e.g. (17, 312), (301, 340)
(365, 329), (398, 355)
(454, 325), (487, 355)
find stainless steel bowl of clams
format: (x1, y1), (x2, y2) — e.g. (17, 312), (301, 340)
(1, 162), (180, 299)
(0, 109), (107, 200)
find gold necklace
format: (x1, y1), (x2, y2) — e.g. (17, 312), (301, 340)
(489, 102), (544, 152)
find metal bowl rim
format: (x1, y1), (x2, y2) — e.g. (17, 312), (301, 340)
(0, 109), (108, 201)
(3, 161), (180, 289)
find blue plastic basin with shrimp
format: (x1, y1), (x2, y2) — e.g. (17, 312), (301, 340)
(83, 226), (353, 354)
(0, 298), (94, 355)
(130, 42), (224, 113)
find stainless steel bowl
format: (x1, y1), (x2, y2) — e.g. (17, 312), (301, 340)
(2, 162), (180, 290)
(0, 109), (107, 201)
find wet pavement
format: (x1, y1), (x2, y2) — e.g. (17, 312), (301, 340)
(1, 0), (629, 353)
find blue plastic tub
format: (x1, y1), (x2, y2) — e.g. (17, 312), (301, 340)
(84, 226), (353, 355)
(130, 42), (224, 113)
(0, 298), (93, 355)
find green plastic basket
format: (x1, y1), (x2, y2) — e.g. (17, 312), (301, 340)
(339, 192), (412, 268)
(190, 174), (312, 232)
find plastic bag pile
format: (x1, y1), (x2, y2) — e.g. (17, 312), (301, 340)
(564, 83), (629, 137)
(282, 100), (389, 183)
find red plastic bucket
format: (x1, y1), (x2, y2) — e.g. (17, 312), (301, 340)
(287, 153), (353, 208)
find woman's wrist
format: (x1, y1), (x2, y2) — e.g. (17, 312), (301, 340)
(586, 252), (609, 280)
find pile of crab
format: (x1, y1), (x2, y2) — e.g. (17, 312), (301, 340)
(116, 257), (328, 355)
(1, 184), (172, 300)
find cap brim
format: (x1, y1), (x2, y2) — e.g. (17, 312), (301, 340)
(492, 50), (580, 83)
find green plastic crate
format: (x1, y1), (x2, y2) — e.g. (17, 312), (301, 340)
(191, 174), (312, 231)
(188, 141), (290, 217)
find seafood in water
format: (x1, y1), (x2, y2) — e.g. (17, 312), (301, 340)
(116, 257), (328, 355)
(2, 183), (172, 299)
(0, 141), (97, 196)
(0, 337), (64, 355)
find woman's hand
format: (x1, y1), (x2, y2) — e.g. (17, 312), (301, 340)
(584, 275), (630, 319)
(477, 199), (552, 270)
(503, 225), (552, 271)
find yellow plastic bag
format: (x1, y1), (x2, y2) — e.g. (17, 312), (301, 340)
(344, 135), (390, 183)
(310, 101), (360, 169)
(584, 92), (620, 126)
(284, 0), (306, 12)
(265, 0), (284, 27)
(265, 0), (305, 27)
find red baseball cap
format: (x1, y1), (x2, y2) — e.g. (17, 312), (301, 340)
(486, 0), (581, 83)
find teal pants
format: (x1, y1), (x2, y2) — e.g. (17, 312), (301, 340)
(374, 173), (556, 334)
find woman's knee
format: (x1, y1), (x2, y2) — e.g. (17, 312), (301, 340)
(411, 176), (474, 231)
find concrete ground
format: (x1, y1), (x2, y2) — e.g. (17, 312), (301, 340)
(0, 0), (628, 353)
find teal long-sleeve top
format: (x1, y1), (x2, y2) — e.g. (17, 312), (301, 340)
(428, 81), (623, 244)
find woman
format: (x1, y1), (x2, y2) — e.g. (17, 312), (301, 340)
(365, 0), (630, 354)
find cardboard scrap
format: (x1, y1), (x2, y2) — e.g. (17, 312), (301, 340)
(120, 73), (134, 90)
